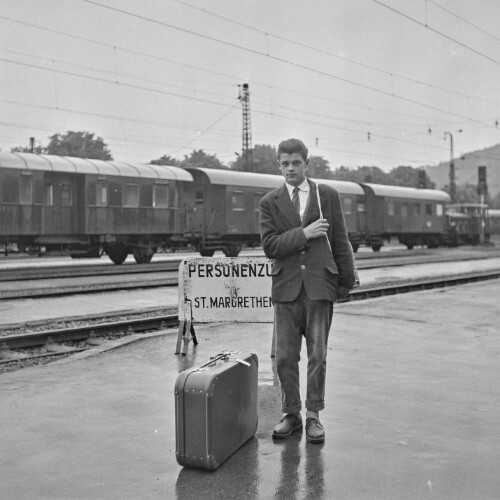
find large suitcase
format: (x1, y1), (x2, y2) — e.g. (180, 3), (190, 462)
(175, 351), (258, 471)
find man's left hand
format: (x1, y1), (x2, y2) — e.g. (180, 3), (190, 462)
(338, 286), (350, 299)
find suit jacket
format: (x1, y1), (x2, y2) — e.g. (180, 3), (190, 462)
(259, 179), (355, 302)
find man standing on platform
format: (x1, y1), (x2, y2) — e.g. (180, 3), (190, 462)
(259, 138), (356, 443)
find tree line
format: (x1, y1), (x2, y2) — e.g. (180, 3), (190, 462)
(12, 130), (498, 207)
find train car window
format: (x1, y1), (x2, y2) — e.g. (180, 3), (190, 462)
(153, 184), (169, 208)
(1, 173), (18, 203)
(60, 179), (73, 206)
(195, 189), (204, 205)
(357, 201), (365, 213)
(254, 192), (264, 213)
(387, 200), (395, 216)
(401, 202), (408, 217)
(87, 181), (96, 205)
(34, 179), (43, 204)
(231, 191), (245, 211)
(426, 203), (432, 216)
(19, 174), (33, 205)
(44, 181), (53, 206)
(436, 203), (443, 217)
(109, 182), (121, 206)
(342, 197), (352, 215)
(97, 180), (108, 206)
(171, 186), (179, 208)
(414, 203), (421, 216)
(141, 185), (152, 207)
(123, 183), (139, 208)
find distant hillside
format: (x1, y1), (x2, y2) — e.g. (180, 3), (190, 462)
(425, 143), (500, 197)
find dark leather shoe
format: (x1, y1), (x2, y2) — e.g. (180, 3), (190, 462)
(272, 413), (303, 439)
(305, 417), (325, 443)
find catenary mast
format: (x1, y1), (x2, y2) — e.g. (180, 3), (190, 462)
(238, 83), (252, 171)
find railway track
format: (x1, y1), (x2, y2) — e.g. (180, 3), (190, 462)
(1, 269), (499, 371)
(2, 247), (500, 300)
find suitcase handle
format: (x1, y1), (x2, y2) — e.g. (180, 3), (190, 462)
(195, 350), (240, 371)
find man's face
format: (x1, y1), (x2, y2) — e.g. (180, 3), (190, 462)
(278, 152), (309, 187)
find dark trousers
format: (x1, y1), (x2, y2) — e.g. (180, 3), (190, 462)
(274, 287), (334, 413)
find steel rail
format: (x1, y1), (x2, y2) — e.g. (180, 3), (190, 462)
(1, 313), (179, 351)
(2, 247), (498, 283)
(2, 251), (500, 301)
(1, 270), (499, 355)
(340, 269), (500, 302)
(0, 260), (181, 282)
(0, 277), (177, 300)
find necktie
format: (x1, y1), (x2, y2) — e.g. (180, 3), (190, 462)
(292, 187), (300, 215)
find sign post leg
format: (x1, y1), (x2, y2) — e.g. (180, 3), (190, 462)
(175, 300), (197, 355)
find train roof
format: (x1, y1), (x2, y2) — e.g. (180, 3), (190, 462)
(362, 183), (451, 202)
(186, 168), (364, 194)
(312, 178), (364, 195)
(186, 168), (283, 189)
(0, 152), (193, 182)
(447, 203), (487, 209)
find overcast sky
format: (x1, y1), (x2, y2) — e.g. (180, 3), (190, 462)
(1, 0), (500, 171)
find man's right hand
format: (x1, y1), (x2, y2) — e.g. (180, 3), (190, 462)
(304, 218), (329, 240)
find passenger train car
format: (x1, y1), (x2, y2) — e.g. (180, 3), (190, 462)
(184, 168), (366, 256)
(0, 152), (469, 263)
(0, 151), (192, 263)
(360, 183), (451, 250)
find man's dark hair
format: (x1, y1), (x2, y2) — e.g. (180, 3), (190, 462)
(277, 138), (309, 161)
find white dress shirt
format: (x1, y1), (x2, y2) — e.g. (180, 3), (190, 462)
(285, 179), (310, 220)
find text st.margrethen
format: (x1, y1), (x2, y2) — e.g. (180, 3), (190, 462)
(193, 296), (273, 308)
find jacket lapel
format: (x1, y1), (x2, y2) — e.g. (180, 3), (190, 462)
(302, 180), (321, 226)
(274, 184), (301, 226)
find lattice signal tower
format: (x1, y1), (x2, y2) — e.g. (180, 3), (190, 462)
(238, 83), (253, 170)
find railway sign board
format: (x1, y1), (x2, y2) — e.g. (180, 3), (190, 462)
(178, 256), (274, 323)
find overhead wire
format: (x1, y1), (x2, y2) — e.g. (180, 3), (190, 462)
(1, 99), (441, 165)
(0, 57), (233, 109)
(428, 0), (500, 44)
(371, 0), (500, 66)
(0, 34), (453, 131)
(81, 0), (496, 128)
(171, 0), (500, 107)
(0, 14), (481, 129)
(2, 3), (497, 165)
(0, 47), (236, 101)
(0, 53), (456, 153)
(2, 46), (426, 132)
(173, 103), (240, 154)
(0, 98), (241, 139)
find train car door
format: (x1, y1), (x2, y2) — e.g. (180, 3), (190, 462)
(227, 188), (247, 234)
(193, 187), (207, 234)
(356, 196), (366, 234)
(43, 173), (79, 236)
(253, 191), (265, 234)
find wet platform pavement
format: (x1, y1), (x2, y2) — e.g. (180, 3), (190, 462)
(1, 278), (500, 499)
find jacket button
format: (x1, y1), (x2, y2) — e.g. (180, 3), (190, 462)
(300, 264), (306, 270)
(301, 250), (306, 255)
